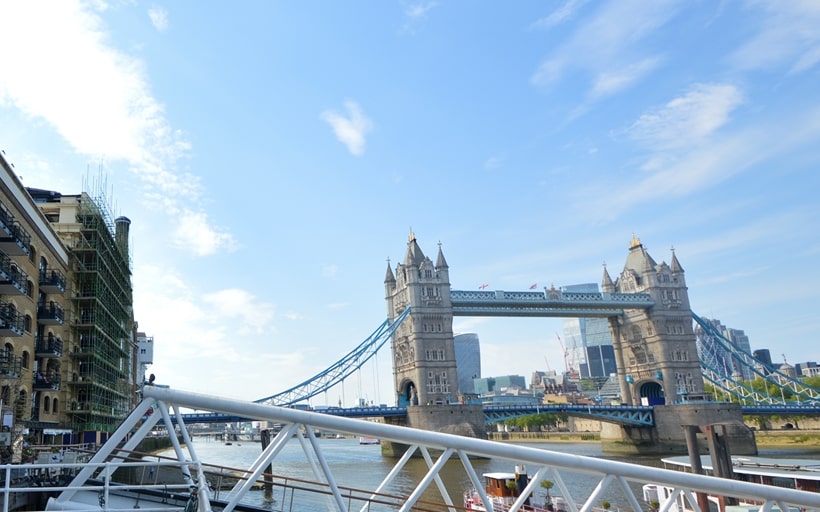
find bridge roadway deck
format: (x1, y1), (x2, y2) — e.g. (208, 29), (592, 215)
(449, 289), (655, 317)
(179, 403), (820, 428)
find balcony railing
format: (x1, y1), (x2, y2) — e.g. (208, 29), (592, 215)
(37, 302), (64, 325)
(39, 267), (66, 294)
(0, 212), (31, 256)
(33, 373), (61, 391)
(0, 302), (24, 336)
(35, 335), (63, 357)
(0, 353), (22, 378)
(0, 253), (28, 295)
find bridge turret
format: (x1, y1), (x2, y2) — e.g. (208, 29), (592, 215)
(610, 236), (706, 406)
(602, 263), (615, 294)
(387, 234), (457, 408)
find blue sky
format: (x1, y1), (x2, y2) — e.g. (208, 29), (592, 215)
(1, 1), (819, 403)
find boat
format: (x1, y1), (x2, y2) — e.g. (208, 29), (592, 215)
(464, 465), (565, 512)
(644, 455), (820, 512)
(358, 436), (379, 445)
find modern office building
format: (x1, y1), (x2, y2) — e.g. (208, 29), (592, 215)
(453, 333), (480, 395)
(694, 317), (754, 382)
(473, 374), (525, 396)
(561, 283), (616, 380)
(753, 349), (775, 375)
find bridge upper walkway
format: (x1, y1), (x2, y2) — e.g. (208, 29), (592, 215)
(449, 289), (654, 317)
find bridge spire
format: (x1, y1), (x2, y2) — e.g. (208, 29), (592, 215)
(602, 262), (614, 293)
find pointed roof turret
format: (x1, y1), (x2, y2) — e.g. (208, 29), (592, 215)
(436, 240), (448, 269)
(670, 246), (684, 273)
(602, 262), (615, 293)
(384, 258), (396, 284)
(404, 229), (426, 267)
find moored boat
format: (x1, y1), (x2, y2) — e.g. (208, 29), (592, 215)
(464, 465), (565, 512)
(644, 455), (820, 512)
(358, 436), (379, 445)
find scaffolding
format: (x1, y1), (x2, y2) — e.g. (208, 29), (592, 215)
(65, 192), (135, 437)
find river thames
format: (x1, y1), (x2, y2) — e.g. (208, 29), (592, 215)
(156, 437), (820, 511)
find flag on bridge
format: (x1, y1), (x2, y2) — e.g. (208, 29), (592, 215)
(479, 284), (489, 290)
(529, 283), (538, 289)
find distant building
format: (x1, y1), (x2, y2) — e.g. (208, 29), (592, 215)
(794, 361), (818, 378)
(136, 332), (154, 383)
(454, 333), (480, 395)
(473, 375), (526, 396)
(753, 349), (774, 374)
(561, 283), (616, 379)
(694, 317), (754, 381)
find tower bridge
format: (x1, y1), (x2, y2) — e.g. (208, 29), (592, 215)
(182, 232), (820, 454)
(383, 232), (755, 454)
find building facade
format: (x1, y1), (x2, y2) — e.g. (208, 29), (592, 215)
(385, 233), (458, 406)
(562, 283), (617, 381)
(29, 189), (138, 444)
(604, 236), (707, 405)
(0, 151), (141, 459)
(0, 155), (71, 461)
(453, 333), (480, 395)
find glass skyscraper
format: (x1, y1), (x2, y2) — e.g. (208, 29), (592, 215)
(561, 283), (617, 379)
(454, 333), (481, 394)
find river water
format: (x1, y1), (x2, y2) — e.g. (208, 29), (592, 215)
(156, 438), (820, 511)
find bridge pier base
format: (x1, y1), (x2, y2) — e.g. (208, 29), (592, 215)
(381, 404), (487, 457)
(601, 402), (757, 456)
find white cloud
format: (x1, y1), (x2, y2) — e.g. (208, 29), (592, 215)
(405, 1), (437, 19)
(532, 0), (589, 30)
(320, 100), (373, 156)
(626, 83), (744, 150)
(148, 6), (169, 32)
(577, 105), (820, 222)
(483, 157), (502, 170)
(172, 210), (238, 256)
(202, 289), (275, 335)
(531, 0), (678, 90)
(0, 2), (235, 255)
(590, 57), (661, 99)
(731, 1), (820, 73)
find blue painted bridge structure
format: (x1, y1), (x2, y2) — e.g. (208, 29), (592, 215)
(179, 402), (820, 428)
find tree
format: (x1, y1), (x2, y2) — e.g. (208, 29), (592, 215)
(540, 479), (555, 510)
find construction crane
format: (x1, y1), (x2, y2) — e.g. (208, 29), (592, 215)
(557, 333), (580, 380)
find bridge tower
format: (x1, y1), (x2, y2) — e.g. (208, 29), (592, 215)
(385, 232), (457, 407)
(602, 236), (755, 455)
(604, 235), (708, 406)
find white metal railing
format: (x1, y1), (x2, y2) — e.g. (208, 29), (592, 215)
(30, 385), (820, 512)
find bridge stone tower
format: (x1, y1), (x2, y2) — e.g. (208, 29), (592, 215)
(603, 235), (707, 406)
(602, 236), (756, 455)
(385, 232), (458, 406)
(383, 233), (485, 448)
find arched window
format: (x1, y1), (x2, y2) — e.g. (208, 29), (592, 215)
(39, 256), (48, 273)
(44, 396), (50, 413)
(21, 351), (28, 369)
(53, 398), (59, 414)
(4, 343), (12, 358)
(26, 280), (33, 297)
(29, 245), (35, 263)
(24, 315), (31, 332)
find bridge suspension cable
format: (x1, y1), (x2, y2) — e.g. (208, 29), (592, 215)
(693, 312), (820, 405)
(254, 306), (410, 406)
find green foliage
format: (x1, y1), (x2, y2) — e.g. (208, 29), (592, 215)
(601, 501), (611, 510)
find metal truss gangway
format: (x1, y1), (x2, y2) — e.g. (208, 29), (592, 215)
(449, 289), (655, 317)
(43, 384), (820, 512)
